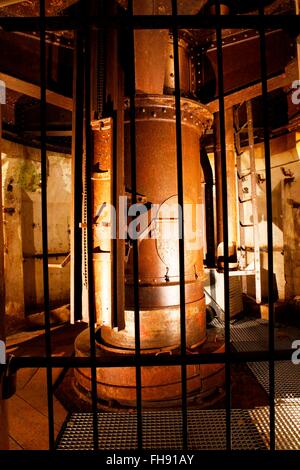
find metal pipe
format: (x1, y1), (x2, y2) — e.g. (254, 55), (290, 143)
(214, 109), (238, 267)
(200, 145), (215, 267)
(214, 111), (224, 260)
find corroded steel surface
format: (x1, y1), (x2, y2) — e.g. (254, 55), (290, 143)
(164, 31), (201, 98)
(124, 96), (212, 326)
(91, 118), (113, 326)
(74, 328), (225, 407)
(101, 297), (206, 350)
(76, 27), (221, 408)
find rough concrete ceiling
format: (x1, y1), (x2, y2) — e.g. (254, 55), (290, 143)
(115, 0), (208, 15)
(0, 0), (77, 16)
(115, 0), (294, 15)
(0, 0), (294, 16)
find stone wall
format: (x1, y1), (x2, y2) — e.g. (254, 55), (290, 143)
(239, 132), (300, 301)
(1, 139), (71, 317)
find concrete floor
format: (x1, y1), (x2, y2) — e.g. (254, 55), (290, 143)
(4, 322), (86, 450)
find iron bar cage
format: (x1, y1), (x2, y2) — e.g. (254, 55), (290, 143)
(0, 0), (299, 459)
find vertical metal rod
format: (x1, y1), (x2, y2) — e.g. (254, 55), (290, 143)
(84, 5), (99, 450)
(215, 0), (231, 451)
(39, 0), (55, 451)
(0, 101), (9, 451)
(127, 0), (143, 451)
(105, 0), (126, 330)
(71, 27), (84, 323)
(259, 5), (275, 451)
(171, 0), (188, 450)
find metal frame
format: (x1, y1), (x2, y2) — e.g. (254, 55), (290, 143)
(0, 0), (295, 453)
(234, 100), (262, 303)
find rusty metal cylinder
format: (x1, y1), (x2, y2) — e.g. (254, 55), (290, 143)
(74, 21), (225, 407)
(164, 31), (201, 98)
(99, 95), (213, 353)
(74, 92), (223, 407)
(74, 328), (225, 408)
(74, 96), (217, 407)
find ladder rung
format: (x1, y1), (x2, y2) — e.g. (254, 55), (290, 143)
(240, 222), (254, 227)
(237, 171), (251, 180)
(229, 270), (255, 277)
(239, 197), (252, 203)
(235, 121), (248, 134)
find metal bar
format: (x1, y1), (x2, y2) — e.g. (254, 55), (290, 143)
(39, 0), (54, 451)
(70, 28), (84, 322)
(246, 100), (261, 304)
(84, 1), (99, 450)
(215, 0), (231, 451)
(0, 89), (9, 452)
(0, 15), (299, 32)
(105, 0), (125, 330)
(127, 0), (143, 451)
(172, 0), (188, 450)
(259, 4), (275, 452)
(2, 349), (294, 371)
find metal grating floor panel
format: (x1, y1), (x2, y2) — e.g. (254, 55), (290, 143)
(57, 407), (300, 451)
(250, 403), (300, 451)
(212, 318), (300, 399)
(56, 410), (267, 451)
